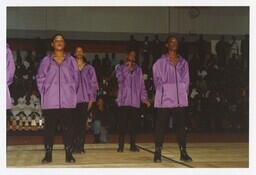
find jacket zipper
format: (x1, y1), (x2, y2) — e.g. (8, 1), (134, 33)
(174, 65), (180, 106)
(80, 71), (86, 101)
(42, 88), (45, 106)
(161, 86), (164, 105)
(130, 75), (133, 104)
(58, 65), (61, 108)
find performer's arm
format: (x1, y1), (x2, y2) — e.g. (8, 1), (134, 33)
(36, 58), (48, 95)
(115, 65), (125, 84)
(70, 56), (79, 92)
(184, 62), (190, 94)
(7, 47), (15, 86)
(88, 66), (99, 102)
(140, 69), (148, 103)
(152, 62), (163, 89)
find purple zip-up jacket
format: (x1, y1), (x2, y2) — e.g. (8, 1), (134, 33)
(36, 53), (79, 110)
(153, 54), (190, 108)
(77, 64), (98, 103)
(116, 63), (148, 108)
(6, 44), (15, 109)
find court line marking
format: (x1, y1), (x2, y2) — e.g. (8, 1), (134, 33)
(136, 144), (194, 168)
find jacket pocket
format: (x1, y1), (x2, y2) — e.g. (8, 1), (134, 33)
(61, 82), (76, 107)
(162, 83), (177, 104)
(178, 82), (188, 105)
(43, 83), (59, 107)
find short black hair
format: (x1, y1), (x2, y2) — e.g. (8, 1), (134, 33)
(51, 33), (65, 42)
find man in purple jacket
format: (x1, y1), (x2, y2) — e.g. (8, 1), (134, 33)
(153, 35), (192, 162)
(116, 49), (150, 152)
(36, 34), (79, 163)
(6, 44), (15, 114)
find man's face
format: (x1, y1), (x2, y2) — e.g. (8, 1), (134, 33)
(75, 47), (84, 59)
(127, 51), (136, 62)
(166, 37), (178, 51)
(51, 35), (65, 51)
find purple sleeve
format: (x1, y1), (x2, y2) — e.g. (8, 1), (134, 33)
(184, 61), (190, 94)
(7, 46), (15, 86)
(88, 66), (98, 102)
(140, 69), (148, 102)
(70, 56), (79, 92)
(116, 65), (126, 84)
(152, 62), (163, 90)
(36, 58), (49, 95)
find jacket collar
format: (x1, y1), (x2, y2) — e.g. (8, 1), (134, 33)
(125, 62), (138, 70)
(163, 53), (183, 65)
(49, 52), (69, 63)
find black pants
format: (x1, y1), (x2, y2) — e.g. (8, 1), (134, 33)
(118, 106), (139, 145)
(43, 109), (74, 149)
(73, 102), (88, 150)
(155, 107), (187, 148)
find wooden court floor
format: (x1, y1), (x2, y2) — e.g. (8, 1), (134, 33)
(7, 142), (248, 168)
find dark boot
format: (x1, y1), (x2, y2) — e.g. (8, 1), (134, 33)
(65, 146), (76, 163)
(179, 145), (192, 162)
(117, 135), (124, 152)
(78, 137), (85, 153)
(154, 146), (162, 163)
(41, 145), (52, 163)
(130, 135), (139, 152)
(130, 144), (140, 152)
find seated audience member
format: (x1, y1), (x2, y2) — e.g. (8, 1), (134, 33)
(92, 96), (109, 143)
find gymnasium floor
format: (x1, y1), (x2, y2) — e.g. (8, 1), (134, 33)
(7, 142), (248, 168)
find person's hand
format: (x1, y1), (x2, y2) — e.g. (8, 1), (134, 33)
(144, 100), (151, 108)
(87, 101), (93, 112)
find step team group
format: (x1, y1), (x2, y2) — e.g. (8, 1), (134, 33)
(6, 34), (192, 163)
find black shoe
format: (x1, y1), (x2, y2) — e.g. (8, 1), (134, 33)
(65, 146), (76, 163)
(179, 146), (192, 162)
(41, 146), (52, 164)
(130, 144), (140, 152)
(154, 147), (162, 163)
